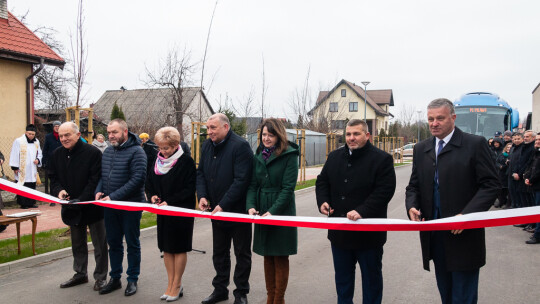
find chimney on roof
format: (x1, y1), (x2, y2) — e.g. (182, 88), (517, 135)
(0, 0), (8, 20)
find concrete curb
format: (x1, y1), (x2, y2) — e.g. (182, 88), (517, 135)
(0, 225), (157, 276)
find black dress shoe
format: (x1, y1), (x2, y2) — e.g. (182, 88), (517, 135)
(234, 295), (248, 304)
(60, 275), (88, 288)
(94, 279), (107, 291)
(526, 236), (540, 244)
(201, 292), (228, 304)
(99, 278), (122, 295)
(125, 281), (137, 296)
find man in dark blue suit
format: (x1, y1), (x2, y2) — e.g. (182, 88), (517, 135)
(406, 98), (500, 304)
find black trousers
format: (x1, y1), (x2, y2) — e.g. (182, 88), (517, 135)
(16, 182), (36, 207)
(71, 219), (108, 281)
(211, 221), (252, 297)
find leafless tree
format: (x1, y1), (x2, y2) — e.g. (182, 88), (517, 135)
(199, 0), (219, 121)
(396, 103), (418, 126)
(260, 54), (268, 118)
(144, 46), (198, 136)
(69, 0), (88, 108)
(288, 66), (313, 129)
(14, 11), (70, 110)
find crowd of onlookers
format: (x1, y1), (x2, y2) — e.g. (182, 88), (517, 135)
(488, 130), (540, 244)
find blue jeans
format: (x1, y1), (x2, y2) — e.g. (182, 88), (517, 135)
(331, 244), (383, 304)
(431, 232), (479, 304)
(104, 208), (142, 282)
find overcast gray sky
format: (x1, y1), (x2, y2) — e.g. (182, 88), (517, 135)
(10, 0), (540, 123)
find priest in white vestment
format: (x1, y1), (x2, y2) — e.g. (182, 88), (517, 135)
(9, 124), (42, 209)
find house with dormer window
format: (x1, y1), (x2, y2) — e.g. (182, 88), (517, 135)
(310, 79), (394, 136)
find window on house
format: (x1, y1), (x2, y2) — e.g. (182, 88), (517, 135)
(341, 89), (346, 97)
(329, 102), (338, 112)
(349, 102), (358, 112)
(332, 120), (346, 129)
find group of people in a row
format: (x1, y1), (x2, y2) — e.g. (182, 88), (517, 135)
(42, 115), (303, 304)
(2, 97), (516, 304)
(488, 129), (540, 244)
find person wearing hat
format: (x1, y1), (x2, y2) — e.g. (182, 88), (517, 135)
(43, 121), (63, 201)
(9, 124), (43, 209)
(503, 131), (513, 146)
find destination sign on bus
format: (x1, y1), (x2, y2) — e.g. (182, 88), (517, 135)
(469, 108), (487, 113)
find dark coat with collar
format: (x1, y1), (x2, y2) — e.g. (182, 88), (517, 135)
(316, 140), (396, 250)
(48, 139), (103, 226)
(246, 142), (299, 256)
(524, 149), (540, 192)
(42, 132), (62, 168)
(196, 129), (253, 226)
(405, 127), (500, 271)
(96, 132), (147, 202)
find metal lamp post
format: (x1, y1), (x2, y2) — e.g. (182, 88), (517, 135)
(361, 81), (370, 123)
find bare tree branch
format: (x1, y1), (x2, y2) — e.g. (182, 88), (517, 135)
(144, 46), (198, 136)
(199, 0), (219, 121)
(69, 0), (88, 108)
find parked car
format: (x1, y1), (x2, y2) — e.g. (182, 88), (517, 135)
(392, 143), (415, 158)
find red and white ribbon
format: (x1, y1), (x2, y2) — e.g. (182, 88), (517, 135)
(1, 178), (539, 231)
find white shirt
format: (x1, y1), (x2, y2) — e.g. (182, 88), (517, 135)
(435, 128), (455, 160)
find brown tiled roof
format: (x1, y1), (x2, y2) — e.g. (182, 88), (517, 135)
(365, 89), (394, 106)
(343, 80), (388, 115)
(0, 12), (65, 67)
(315, 91), (329, 105)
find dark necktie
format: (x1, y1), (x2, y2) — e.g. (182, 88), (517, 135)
(433, 139), (444, 219)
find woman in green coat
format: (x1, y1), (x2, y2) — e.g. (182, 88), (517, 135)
(247, 118), (298, 304)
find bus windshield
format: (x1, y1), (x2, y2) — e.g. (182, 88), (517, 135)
(455, 106), (510, 139)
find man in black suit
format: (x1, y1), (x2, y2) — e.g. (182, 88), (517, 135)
(406, 98), (500, 304)
(196, 113), (253, 304)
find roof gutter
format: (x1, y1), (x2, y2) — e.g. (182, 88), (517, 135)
(26, 58), (44, 125)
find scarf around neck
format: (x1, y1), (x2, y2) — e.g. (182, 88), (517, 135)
(154, 145), (183, 175)
(262, 146), (276, 161)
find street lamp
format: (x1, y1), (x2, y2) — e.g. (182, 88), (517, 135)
(361, 81), (370, 123)
(417, 110), (422, 142)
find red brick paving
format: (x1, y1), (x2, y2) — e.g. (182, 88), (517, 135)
(0, 168), (322, 241)
(0, 202), (66, 240)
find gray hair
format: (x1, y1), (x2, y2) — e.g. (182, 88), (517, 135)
(109, 118), (128, 131)
(208, 113), (230, 126)
(61, 122), (79, 133)
(427, 98), (455, 115)
(346, 119), (369, 133)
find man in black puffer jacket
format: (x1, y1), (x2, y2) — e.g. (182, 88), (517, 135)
(95, 119), (147, 297)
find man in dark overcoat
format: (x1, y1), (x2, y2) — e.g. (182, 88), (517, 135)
(196, 113), (253, 304)
(406, 98), (500, 304)
(42, 120), (62, 197)
(48, 122), (108, 291)
(316, 119), (396, 304)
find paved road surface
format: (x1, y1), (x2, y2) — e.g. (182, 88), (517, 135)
(1, 165), (539, 303)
